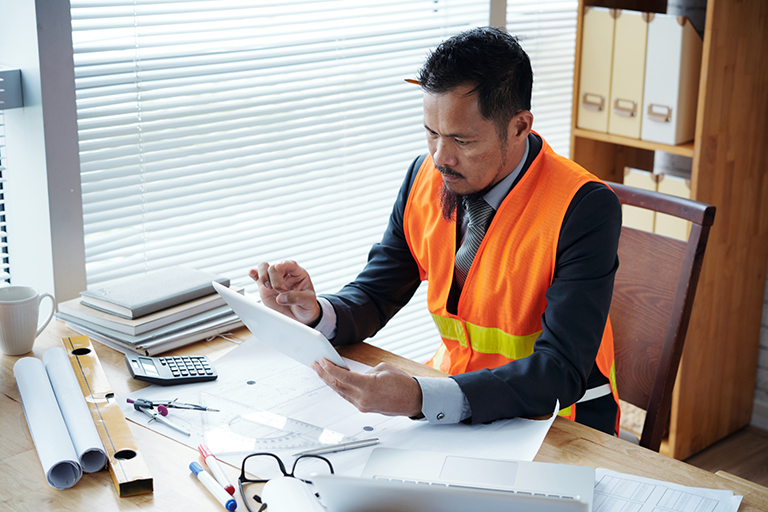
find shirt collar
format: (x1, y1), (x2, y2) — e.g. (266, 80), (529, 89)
(482, 137), (530, 211)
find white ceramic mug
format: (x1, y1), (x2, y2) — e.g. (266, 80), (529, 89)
(0, 286), (56, 356)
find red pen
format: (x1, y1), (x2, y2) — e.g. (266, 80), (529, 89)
(198, 444), (235, 495)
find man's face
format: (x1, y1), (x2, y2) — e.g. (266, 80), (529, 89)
(423, 85), (521, 196)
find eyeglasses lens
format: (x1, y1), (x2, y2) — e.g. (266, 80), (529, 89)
(291, 455), (334, 481)
(242, 454), (286, 481)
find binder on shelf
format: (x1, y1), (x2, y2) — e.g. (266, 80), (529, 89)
(577, 6), (616, 133)
(621, 168), (658, 233)
(641, 14), (702, 145)
(607, 10), (650, 139)
(655, 174), (691, 241)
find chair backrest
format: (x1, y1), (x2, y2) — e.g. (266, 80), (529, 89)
(607, 181), (716, 452)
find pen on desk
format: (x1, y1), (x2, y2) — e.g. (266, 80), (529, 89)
(292, 438), (380, 457)
(159, 398), (220, 412)
(190, 461), (237, 511)
(198, 444), (235, 495)
(132, 402), (191, 436)
(127, 397), (219, 413)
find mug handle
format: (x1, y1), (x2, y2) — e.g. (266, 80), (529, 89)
(36, 293), (56, 338)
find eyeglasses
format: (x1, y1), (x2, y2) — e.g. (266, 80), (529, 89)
(238, 452), (334, 512)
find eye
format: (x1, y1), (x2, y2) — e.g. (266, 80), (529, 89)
(455, 138), (469, 146)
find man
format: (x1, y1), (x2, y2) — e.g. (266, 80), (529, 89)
(252, 27), (622, 435)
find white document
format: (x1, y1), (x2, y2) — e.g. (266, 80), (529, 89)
(594, 468), (743, 512)
(212, 281), (348, 368)
(122, 337), (556, 476)
(14, 349), (108, 489)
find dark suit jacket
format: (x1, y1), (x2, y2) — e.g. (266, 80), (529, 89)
(322, 133), (621, 432)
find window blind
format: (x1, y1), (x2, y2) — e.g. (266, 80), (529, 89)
(0, 111), (9, 283)
(70, 0), (490, 362)
(507, 0), (577, 157)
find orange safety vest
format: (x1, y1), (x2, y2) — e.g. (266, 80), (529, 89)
(403, 136), (620, 432)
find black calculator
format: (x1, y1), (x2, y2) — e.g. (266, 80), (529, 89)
(125, 354), (218, 385)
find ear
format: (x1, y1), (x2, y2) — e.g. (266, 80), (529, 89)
(508, 110), (533, 142)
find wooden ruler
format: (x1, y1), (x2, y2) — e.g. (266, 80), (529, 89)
(61, 335), (153, 497)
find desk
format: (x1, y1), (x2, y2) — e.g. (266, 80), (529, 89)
(1, 322), (766, 511)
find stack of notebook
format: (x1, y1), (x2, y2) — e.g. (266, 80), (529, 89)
(56, 267), (244, 356)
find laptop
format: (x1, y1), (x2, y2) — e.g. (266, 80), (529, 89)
(310, 448), (595, 512)
(211, 281), (347, 369)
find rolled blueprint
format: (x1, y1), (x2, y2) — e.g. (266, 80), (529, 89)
(13, 357), (83, 489)
(43, 347), (108, 473)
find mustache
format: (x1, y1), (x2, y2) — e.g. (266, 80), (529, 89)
(436, 165), (463, 178)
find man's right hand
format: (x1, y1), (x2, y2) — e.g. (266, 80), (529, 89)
(249, 261), (321, 326)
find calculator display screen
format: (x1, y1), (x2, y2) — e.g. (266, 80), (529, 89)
(138, 357), (159, 376)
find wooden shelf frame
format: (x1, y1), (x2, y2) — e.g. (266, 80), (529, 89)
(569, 0), (768, 460)
(572, 128), (695, 158)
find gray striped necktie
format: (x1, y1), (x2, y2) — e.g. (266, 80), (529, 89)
(455, 196), (494, 288)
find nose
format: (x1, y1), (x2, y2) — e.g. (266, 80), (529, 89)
(431, 138), (458, 168)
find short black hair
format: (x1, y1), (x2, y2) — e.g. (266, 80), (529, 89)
(417, 27), (533, 141)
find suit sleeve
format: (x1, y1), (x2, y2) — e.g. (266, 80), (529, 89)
(322, 155), (425, 346)
(452, 183), (622, 423)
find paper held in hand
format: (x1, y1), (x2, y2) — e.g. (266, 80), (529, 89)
(212, 281), (348, 369)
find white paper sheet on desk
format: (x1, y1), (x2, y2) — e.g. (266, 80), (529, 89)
(594, 468), (743, 512)
(121, 337), (557, 476)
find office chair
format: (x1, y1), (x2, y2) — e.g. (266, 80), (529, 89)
(607, 181), (716, 452)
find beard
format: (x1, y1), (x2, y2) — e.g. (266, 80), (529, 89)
(437, 164), (496, 222)
(437, 164), (462, 221)
(439, 182), (460, 222)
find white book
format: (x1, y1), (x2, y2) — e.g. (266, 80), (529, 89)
(79, 267), (230, 319)
(65, 314), (243, 356)
(57, 287), (241, 335)
(56, 305), (235, 344)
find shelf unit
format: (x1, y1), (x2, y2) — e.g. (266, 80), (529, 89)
(570, 0), (768, 459)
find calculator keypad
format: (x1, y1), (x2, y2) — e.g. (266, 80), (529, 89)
(159, 356), (215, 378)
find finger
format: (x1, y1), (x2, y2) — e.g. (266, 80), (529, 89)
(319, 358), (353, 377)
(314, 359), (358, 394)
(254, 262), (273, 290)
(275, 289), (317, 310)
(313, 360), (350, 394)
(312, 361), (330, 384)
(313, 359), (339, 377)
(267, 262), (290, 291)
(253, 265), (282, 308)
(273, 259), (300, 274)
(272, 260), (308, 290)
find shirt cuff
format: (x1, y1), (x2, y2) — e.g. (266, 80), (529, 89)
(413, 376), (472, 423)
(314, 297), (337, 339)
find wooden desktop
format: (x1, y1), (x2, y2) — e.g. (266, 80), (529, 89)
(1, 321), (765, 511)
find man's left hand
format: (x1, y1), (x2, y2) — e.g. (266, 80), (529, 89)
(311, 359), (423, 417)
